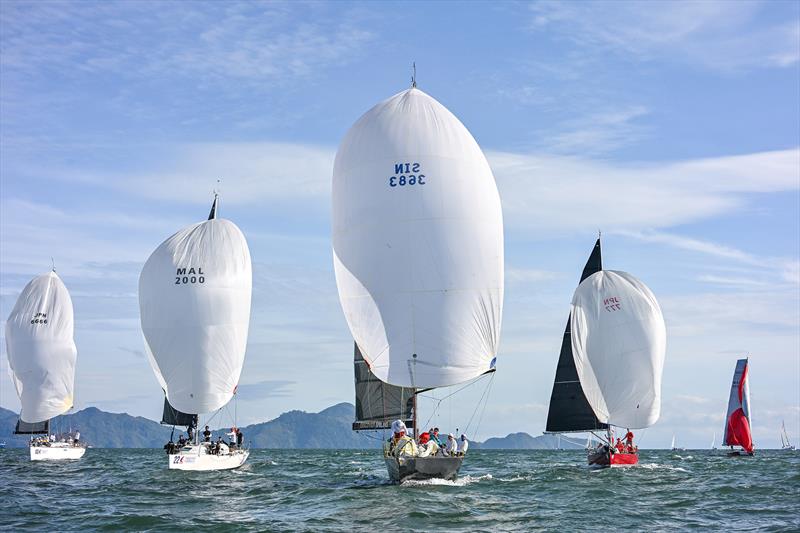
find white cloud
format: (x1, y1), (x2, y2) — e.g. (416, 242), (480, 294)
(0, 2), (375, 87)
(529, 0), (800, 72)
(542, 105), (650, 155)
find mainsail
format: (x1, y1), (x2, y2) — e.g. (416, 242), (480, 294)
(570, 270), (667, 429)
(545, 239), (608, 433)
(14, 419), (50, 435)
(353, 343), (415, 431)
(139, 196), (252, 415)
(5, 271), (78, 426)
(332, 87), (504, 390)
(161, 397), (197, 427)
(723, 358), (753, 453)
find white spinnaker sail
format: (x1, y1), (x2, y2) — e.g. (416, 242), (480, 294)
(570, 270), (666, 429)
(332, 88), (504, 389)
(5, 272), (77, 423)
(139, 215), (252, 414)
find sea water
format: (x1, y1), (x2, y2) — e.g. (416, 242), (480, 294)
(1, 449), (798, 531)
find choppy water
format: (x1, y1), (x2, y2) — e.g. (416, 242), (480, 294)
(1, 449), (798, 531)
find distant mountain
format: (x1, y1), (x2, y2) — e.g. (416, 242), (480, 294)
(0, 403), (592, 450)
(0, 406), (172, 448)
(238, 403), (380, 449)
(477, 432), (588, 450)
(0, 403), (381, 449)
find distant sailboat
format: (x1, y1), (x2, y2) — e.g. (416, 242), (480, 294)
(671, 435), (685, 451)
(333, 84), (503, 482)
(546, 238), (667, 467)
(5, 269), (85, 460)
(780, 421), (794, 451)
(139, 194), (252, 471)
(711, 432), (717, 450)
(723, 358), (754, 456)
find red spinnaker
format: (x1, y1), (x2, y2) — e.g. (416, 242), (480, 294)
(726, 408), (753, 454)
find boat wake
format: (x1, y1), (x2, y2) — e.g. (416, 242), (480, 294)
(402, 474), (493, 487)
(638, 463), (689, 473)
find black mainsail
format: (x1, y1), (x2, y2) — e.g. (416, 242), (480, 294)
(352, 343), (416, 431)
(545, 238), (608, 433)
(160, 397), (197, 428)
(14, 419), (50, 435)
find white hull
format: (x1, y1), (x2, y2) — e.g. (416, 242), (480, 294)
(30, 444), (86, 461)
(168, 444), (249, 471)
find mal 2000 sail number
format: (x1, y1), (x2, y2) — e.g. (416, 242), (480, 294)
(389, 162), (426, 187)
(175, 267), (205, 285)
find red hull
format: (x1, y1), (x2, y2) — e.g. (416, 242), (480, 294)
(588, 448), (638, 467)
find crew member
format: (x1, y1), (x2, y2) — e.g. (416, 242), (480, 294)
(386, 420), (417, 458)
(203, 425), (212, 442)
(457, 434), (469, 456)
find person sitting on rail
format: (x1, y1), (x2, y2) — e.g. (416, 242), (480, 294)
(615, 438), (625, 453)
(416, 431), (439, 457)
(385, 420), (417, 458)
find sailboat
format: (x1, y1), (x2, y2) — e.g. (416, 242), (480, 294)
(5, 269), (85, 460)
(139, 194), (252, 471)
(333, 82), (504, 482)
(780, 421), (795, 451)
(545, 238), (667, 467)
(671, 435), (685, 451)
(711, 432), (717, 450)
(723, 358), (754, 456)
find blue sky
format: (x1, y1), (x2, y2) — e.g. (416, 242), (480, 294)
(1, 0), (798, 448)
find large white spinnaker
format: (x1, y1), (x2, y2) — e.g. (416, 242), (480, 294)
(139, 202), (252, 415)
(5, 271), (77, 423)
(332, 87), (504, 389)
(570, 270), (666, 429)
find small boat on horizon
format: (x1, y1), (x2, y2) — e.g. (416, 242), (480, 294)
(139, 194), (252, 471)
(671, 435), (686, 451)
(5, 269), (85, 461)
(544, 238), (667, 468)
(779, 420), (795, 451)
(723, 358), (755, 457)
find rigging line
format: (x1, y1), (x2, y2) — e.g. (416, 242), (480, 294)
(471, 372), (495, 441)
(464, 371), (494, 436)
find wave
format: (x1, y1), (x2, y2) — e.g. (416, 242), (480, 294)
(402, 474), (493, 487)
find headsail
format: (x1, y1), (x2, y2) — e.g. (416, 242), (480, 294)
(5, 272), (77, 424)
(570, 270), (667, 429)
(353, 343), (415, 430)
(332, 87), (504, 389)
(723, 358), (753, 453)
(545, 239), (607, 433)
(139, 196), (252, 414)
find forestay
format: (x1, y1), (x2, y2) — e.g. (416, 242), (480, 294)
(5, 272), (77, 424)
(139, 207), (252, 414)
(570, 270), (666, 429)
(332, 88), (504, 389)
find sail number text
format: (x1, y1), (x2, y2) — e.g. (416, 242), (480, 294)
(175, 267), (205, 285)
(389, 162), (426, 187)
(30, 312), (48, 325)
(603, 297), (621, 312)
